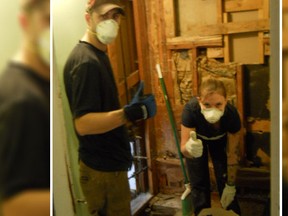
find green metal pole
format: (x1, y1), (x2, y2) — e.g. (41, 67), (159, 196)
(156, 64), (189, 183)
(156, 64), (193, 216)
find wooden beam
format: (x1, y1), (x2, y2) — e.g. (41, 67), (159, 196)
(223, 13), (230, 63)
(126, 70), (140, 89)
(224, 0), (263, 12)
(284, 29), (288, 50)
(236, 65), (245, 159)
(258, 8), (265, 63)
(117, 69), (140, 98)
(284, 0), (288, 10)
(236, 66), (244, 125)
(247, 120), (271, 132)
(163, 0), (176, 38)
(117, 81), (126, 97)
(158, 0), (174, 105)
(217, 0), (223, 23)
(166, 36), (222, 50)
(133, 0), (156, 197)
(263, 0), (269, 18)
(133, 0), (148, 84)
(191, 48), (198, 96)
(184, 19), (269, 37)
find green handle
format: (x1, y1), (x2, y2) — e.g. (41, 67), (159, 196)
(156, 64), (189, 183)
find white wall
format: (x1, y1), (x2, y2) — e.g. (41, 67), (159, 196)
(53, 0), (86, 72)
(53, 60), (75, 216)
(0, 2), (21, 74)
(53, 1), (89, 215)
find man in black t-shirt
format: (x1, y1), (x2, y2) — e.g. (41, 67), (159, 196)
(0, 0), (50, 215)
(181, 78), (241, 215)
(63, 1), (156, 215)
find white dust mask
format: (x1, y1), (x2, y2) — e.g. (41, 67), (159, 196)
(95, 19), (119, 45)
(201, 108), (224, 124)
(38, 28), (50, 65)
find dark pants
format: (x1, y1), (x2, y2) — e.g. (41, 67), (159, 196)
(186, 138), (241, 215)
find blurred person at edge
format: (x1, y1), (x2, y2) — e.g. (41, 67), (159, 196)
(0, 0), (50, 216)
(63, 0), (156, 215)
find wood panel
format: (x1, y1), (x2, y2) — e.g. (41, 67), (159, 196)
(217, 0), (223, 23)
(184, 19), (269, 36)
(117, 70), (140, 97)
(258, 8), (265, 63)
(284, 29), (288, 50)
(284, 0), (288, 9)
(166, 36), (222, 50)
(282, 0), (288, 10)
(224, 0), (263, 12)
(257, 0), (269, 63)
(223, 12), (230, 63)
(191, 48), (198, 96)
(163, 0), (176, 38)
(133, 0), (157, 196)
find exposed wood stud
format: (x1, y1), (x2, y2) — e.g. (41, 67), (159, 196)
(224, 0), (264, 12)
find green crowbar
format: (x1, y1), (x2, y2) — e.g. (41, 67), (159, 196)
(156, 64), (193, 216)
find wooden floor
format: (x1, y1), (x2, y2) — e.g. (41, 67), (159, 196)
(145, 192), (268, 216)
(146, 192), (221, 216)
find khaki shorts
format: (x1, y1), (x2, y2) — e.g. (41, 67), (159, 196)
(79, 161), (131, 216)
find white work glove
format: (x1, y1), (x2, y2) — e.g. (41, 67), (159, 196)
(185, 131), (203, 158)
(220, 184), (236, 209)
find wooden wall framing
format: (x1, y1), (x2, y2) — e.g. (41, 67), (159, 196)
(120, 0), (273, 196)
(162, 0), (270, 151)
(163, 0), (270, 64)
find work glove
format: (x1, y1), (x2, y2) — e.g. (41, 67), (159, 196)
(124, 81), (157, 122)
(220, 184), (236, 209)
(185, 131), (203, 158)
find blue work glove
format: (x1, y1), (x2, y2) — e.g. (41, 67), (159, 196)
(124, 81), (157, 122)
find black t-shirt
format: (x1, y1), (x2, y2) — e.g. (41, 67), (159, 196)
(64, 41), (132, 172)
(182, 97), (241, 143)
(0, 62), (50, 200)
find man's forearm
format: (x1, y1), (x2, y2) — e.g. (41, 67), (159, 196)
(74, 109), (127, 136)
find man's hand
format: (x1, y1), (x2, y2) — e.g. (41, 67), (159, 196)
(220, 184), (236, 209)
(124, 81), (157, 122)
(124, 94), (156, 122)
(185, 131), (203, 158)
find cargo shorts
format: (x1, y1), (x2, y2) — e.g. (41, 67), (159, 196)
(79, 161), (131, 216)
